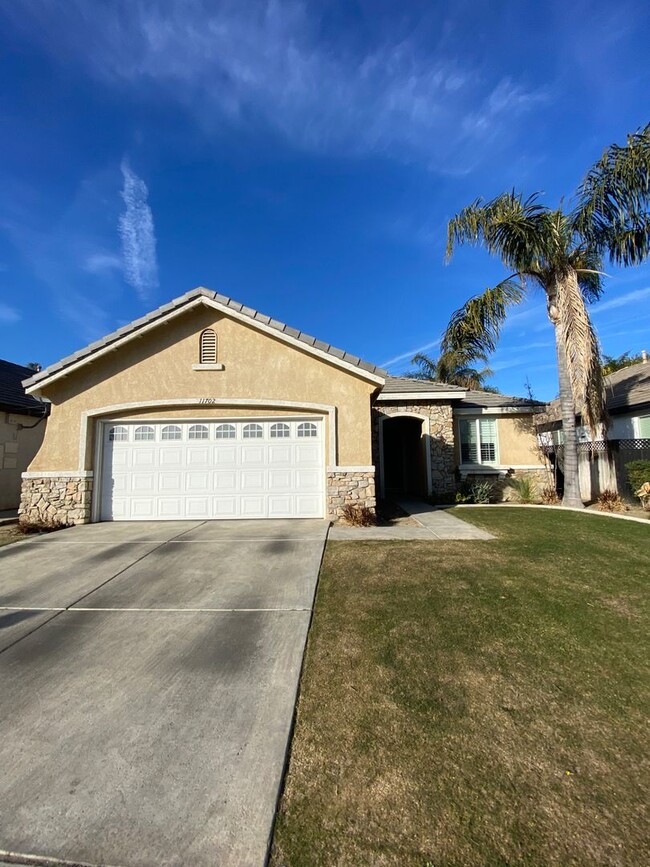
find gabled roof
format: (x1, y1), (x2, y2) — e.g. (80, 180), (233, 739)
(0, 359), (49, 416)
(457, 389), (545, 411)
(380, 376), (467, 395)
(544, 358), (650, 422)
(23, 287), (387, 392)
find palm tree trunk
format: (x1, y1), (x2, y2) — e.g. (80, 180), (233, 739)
(553, 322), (584, 508)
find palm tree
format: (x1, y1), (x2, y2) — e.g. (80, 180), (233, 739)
(409, 349), (496, 390)
(443, 124), (650, 507)
(601, 351), (643, 376)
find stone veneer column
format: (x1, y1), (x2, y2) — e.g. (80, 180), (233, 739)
(19, 474), (94, 526)
(372, 403), (456, 496)
(326, 470), (376, 520)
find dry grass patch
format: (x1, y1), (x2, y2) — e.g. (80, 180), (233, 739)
(271, 509), (649, 867)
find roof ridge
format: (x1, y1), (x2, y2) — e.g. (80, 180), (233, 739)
(23, 287), (387, 389)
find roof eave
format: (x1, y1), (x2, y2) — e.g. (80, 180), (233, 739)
(24, 288), (386, 393)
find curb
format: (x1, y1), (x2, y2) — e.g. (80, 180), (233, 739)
(452, 502), (650, 526)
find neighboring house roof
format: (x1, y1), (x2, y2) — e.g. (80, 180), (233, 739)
(0, 359), (49, 416)
(23, 287), (387, 393)
(603, 360), (650, 413)
(543, 359), (650, 424)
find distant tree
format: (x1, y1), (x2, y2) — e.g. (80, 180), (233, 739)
(442, 124), (650, 508)
(26, 362), (41, 371)
(601, 351), (643, 375)
(408, 349), (497, 390)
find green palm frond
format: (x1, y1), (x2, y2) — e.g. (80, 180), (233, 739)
(573, 123), (650, 266)
(446, 192), (551, 271)
(409, 350), (493, 390)
(441, 278), (524, 357)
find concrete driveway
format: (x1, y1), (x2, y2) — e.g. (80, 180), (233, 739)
(0, 519), (329, 867)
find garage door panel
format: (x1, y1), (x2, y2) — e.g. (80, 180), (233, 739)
(186, 472), (211, 493)
(213, 496), (238, 517)
(268, 445), (292, 465)
(240, 469), (266, 491)
(268, 469), (292, 490)
(240, 445), (266, 465)
(268, 495), (293, 517)
(159, 472), (183, 493)
(131, 473), (156, 493)
(159, 447), (184, 466)
(100, 420), (324, 520)
(240, 496), (266, 518)
(295, 443), (321, 464)
(133, 448), (155, 467)
(187, 446), (211, 465)
(131, 499), (157, 519)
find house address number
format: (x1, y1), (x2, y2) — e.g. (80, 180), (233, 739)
(198, 398), (219, 404)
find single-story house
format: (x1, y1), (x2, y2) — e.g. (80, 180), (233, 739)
(0, 359), (49, 511)
(20, 287), (548, 524)
(538, 355), (650, 500)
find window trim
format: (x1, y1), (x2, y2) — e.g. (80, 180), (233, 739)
(297, 421), (318, 438)
(242, 422), (264, 439)
(270, 422), (290, 438)
(188, 424), (209, 440)
(161, 424), (182, 441)
(458, 417), (499, 466)
(134, 425), (155, 442)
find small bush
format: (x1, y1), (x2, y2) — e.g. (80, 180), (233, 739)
(455, 489), (472, 504)
(507, 476), (536, 504)
(595, 489), (627, 512)
(340, 504), (376, 526)
(469, 480), (495, 505)
(626, 460), (650, 497)
(540, 485), (561, 505)
(18, 517), (71, 534)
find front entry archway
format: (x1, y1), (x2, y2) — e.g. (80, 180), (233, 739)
(380, 415), (429, 498)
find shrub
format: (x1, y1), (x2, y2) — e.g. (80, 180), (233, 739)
(340, 504), (376, 526)
(507, 476), (536, 503)
(469, 480), (495, 504)
(595, 489), (627, 512)
(625, 460), (650, 497)
(18, 517), (71, 534)
(540, 485), (561, 505)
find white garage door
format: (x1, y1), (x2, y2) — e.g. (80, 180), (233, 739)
(99, 419), (325, 520)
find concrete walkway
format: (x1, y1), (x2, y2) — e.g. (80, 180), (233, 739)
(330, 500), (494, 540)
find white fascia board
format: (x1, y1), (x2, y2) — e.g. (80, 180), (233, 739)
(26, 296), (385, 394)
(376, 391), (466, 402)
(454, 406), (544, 416)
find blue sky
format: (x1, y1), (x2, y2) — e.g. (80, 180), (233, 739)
(1, 0), (649, 400)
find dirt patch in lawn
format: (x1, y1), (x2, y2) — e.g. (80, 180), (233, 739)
(271, 508), (649, 867)
(0, 524), (24, 549)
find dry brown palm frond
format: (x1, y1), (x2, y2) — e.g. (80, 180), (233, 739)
(555, 269), (607, 437)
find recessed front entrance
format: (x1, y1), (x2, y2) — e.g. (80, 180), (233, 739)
(380, 415), (429, 497)
(98, 418), (325, 520)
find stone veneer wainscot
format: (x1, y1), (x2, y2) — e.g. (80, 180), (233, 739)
(20, 474), (93, 526)
(327, 470), (376, 520)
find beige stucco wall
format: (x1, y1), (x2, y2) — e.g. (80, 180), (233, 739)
(452, 412), (546, 467)
(497, 416), (545, 465)
(0, 411), (47, 510)
(27, 302), (377, 473)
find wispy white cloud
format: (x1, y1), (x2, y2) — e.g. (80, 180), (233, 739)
(118, 160), (158, 299)
(381, 339), (440, 369)
(83, 252), (123, 274)
(4, 1), (545, 172)
(591, 286), (650, 315)
(0, 302), (21, 323)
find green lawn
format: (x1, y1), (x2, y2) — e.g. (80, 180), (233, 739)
(271, 509), (649, 867)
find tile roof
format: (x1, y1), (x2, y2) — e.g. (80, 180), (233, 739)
(544, 359), (650, 421)
(380, 376), (466, 394)
(457, 389), (545, 410)
(380, 377), (543, 411)
(23, 287), (388, 389)
(0, 359), (49, 416)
